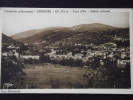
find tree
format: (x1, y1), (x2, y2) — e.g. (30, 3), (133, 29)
(1, 56), (26, 89)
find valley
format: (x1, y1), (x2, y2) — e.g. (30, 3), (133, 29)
(1, 23), (130, 89)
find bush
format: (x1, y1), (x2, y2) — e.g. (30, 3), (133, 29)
(86, 66), (131, 88)
(1, 56), (26, 89)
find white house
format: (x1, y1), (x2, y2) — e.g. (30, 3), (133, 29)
(20, 55), (39, 60)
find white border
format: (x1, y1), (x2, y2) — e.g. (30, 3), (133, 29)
(0, 8), (133, 94)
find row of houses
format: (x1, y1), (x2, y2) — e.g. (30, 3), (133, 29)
(2, 45), (40, 60)
(2, 43), (130, 68)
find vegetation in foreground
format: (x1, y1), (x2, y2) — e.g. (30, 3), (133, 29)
(1, 53), (131, 89)
(1, 56), (26, 89)
(22, 63), (130, 89)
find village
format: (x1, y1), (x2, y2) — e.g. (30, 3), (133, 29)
(1, 7), (132, 90)
(2, 34), (130, 69)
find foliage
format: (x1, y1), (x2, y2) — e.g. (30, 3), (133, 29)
(86, 64), (131, 88)
(1, 56), (26, 89)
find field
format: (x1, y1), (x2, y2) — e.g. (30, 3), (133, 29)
(23, 63), (89, 89)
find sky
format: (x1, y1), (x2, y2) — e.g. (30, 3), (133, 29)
(2, 8), (129, 36)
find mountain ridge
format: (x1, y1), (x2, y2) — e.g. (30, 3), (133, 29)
(10, 23), (129, 48)
(12, 23), (118, 40)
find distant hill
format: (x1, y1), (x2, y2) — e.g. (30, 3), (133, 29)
(12, 29), (41, 40)
(12, 23), (117, 40)
(16, 27), (73, 46)
(71, 23), (117, 32)
(12, 23), (129, 48)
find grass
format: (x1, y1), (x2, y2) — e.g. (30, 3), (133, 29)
(23, 63), (89, 89)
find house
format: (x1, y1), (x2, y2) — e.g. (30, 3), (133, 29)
(12, 51), (19, 58)
(2, 52), (8, 56)
(74, 43), (82, 46)
(74, 53), (84, 59)
(104, 42), (117, 48)
(2, 51), (19, 58)
(82, 57), (88, 62)
(20, 55), (39, 60)
(67, 52), (72, 57)
(107, 52), (114, 58)
(24, 43), (28, 46)
(120, 52), (127, 59)
(117, 59), (130, 68)
(3, 45), (20, 58)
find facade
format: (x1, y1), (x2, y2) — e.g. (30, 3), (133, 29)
(20, 55), (40, 60)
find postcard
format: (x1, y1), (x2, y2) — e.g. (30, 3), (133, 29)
(0, 8), (133, 94)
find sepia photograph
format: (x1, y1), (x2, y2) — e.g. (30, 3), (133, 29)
(0, 8), (132, 93)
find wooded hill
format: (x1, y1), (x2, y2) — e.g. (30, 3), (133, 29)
(11, 23), (129, 48)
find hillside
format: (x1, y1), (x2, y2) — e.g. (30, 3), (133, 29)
(13, 23), (129, 48)
(12, 23), (117, 40)
(2, 33), (23, 47)
(12, 29), (41, 40)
